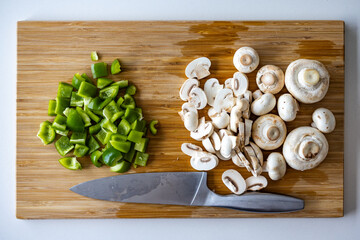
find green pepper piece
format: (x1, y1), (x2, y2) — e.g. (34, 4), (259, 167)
(117, 119), (131, 135)
(85, 107), (101, 123)
(98, 97), (113, 110)
(111, 111), (124, 123)
(88, 97), (111, 111)
(66, 108), (85, 132)
(55, 97), (70, 115)
(55, 136), (74, 156)
(134, 152), (149, 167)
(103, 100), (120, 121)
(37, 121), (56, 145)
(111, 59), (121, 75)
(57, 82), (73, 98)
(121, 94), (136, 109)
(127, 130), (144, 143)
(83, 96), (92, 109)
(110, 161), (131, 173)
(110, 140), (131, 153)
(131, 119), (146, 132)
(78, 81), (97, 98)
(126, 85), (136, 95)
(59, 157), (82, 170)
(52, 114), (67, 131)
(111, 133), (127, 142)
(72, 73), (86, 90)
(76, 107), (92, 127)
(101, 119), (117, 133)
(70, 92), (84, 107)
(89, 123), (101, 135)
(91, 51), (99, 61)
(48, 100), (57, 116)
(134, 138), (149, 152)
(97, 78), (113, 89)
(70, 131), (87, 145)
(112, 80), (128, 88)
(99, 85), (119, 99)
(91, 62), (108, 79)
(149, 120), (159, 135)
(123, 108), (140, 124)
(134, 107), (143, 120)
(95, 127), (113, 145)
(74, 144), (89, 157)
(102, 146), (123, 166)
(116, 97), (124, 107)
(81, 73), (92, 83)
(55, 129), (69, 136)
(88, 136), (100, 154)
(90, 150), (103, 167)
(124, 144), (136, 162)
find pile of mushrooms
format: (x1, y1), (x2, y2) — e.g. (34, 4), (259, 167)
(179, 47), (336, 195)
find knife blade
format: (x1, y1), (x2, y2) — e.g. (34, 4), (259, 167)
(70, 172), (304, 213)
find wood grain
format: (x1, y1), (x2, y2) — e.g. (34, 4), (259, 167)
(16, 21), (344, 218)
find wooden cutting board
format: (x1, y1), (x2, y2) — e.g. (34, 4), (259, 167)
(17, 21), (344, 219)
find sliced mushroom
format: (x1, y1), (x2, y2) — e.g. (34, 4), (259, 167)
(245, 176), (268, 191)
(252, 114), (287, 150)
(252, 89), (263, 100)
(224, 78), (232, 89)
(218, 129), (233, 139)
(244, 90), (253, 103)
(283, 126), (329, 171)
(222, 169), (247, 195)
(208, 109), (230, 129)
(220, 135), (233, 159)
(231, 150), (245, 167)
(204, 78), (223, 107)
(190, 152), (219, 171)
(183, 111), (198, 132)
(190, 117), (214, 141)
(231, 72), (249, 97)
(251, 92), (276, 116)
(285, 59), (330, 103)
(311, 108), (336, 133)
(238, 121), (245, 150)
(230, 105), (242, 133)
(235, 98), (249, 112)
(265, 152), (286, 181)
(233, 47), (260, 73)
(256, 65), (285, 94)
(215, 151), (232, 161)
(179, 79), (200, 101)
(181, 143), (203, 157)
(185, 57), (211, 80)
(277, 93), (299, 122)
(244, 119), (253, 146)
(243, 146), (262, 177)
(249, 142), (263, 165)
(189, 87), (207, 109)
(202, 131), (221, 153)
(213, 88), (235, 113)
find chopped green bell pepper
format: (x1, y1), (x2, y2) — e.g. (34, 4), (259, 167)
(110, 133), (127, 142)
(116, 96), (124, 107)
(88, 136), (100, 154)
(88, 97), (112, 111)
(149, 120), (159, 135)
(97, 78), (113, 89)
(59, 157), (82, 170)
(103, 100), (120, 121)
(66, 108), (85, 132)
(57, 82), (73, 98)
(110, 160), (131, 173)
(91, 51), (99, 61)
(134, 138), (149, 152)
(110, 140), (131, 153)
(126, 85), (136, 95)
(127, 130), (144, 143)
(85, 107), (101, 123)
(74, 144), (89, 157)
(124, 144), (136, 162)
(72, 73), (87, 90)
(134, 152), (149, 167)
(55, 97), (70, 115)
(102, 120), (117, 133)
(117, 119), (131, 135)
(78, 81), (97, 98)
(48, 100), (57, 116)
(37, 121), (56, 145)
(90, 150), (103, 167)
(121, 94), (136, 109)
(55, 129), (69, 136)
(70, 131), (87, 145)
(76, 107), (91, 127)
(110, 111), (124, 123)
(112, 80), (128, 88)
(123, 108), (140, 124)
(95, 127), (113, 145)
(63, 107), (71, 117)
(102, 146), (123, 166)
(81, 73), (92, 83)
(89, 123), (101, 135)
(70, 92), (84, 107)
(99, 85), (119, 99)
(55, 136), (74, 156)
(111, 59), (121, 75)
(91, 62), (108, 79)
(131, 119), (146, 132)
(52, 114), (67, 131)
(134, 107), (143, 120)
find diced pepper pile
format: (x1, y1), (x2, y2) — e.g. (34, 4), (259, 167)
(37, 54), (159, 172)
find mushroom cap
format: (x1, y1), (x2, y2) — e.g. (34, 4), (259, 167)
(285, 59), (330, 103)
(252, 114), (287, 150)
(283, 126), (329, 171)
(311, 108), (336, 133)
(251, 93), (276, 116)
(233, 47), (260, 73)
(277, 93), (299, 122)
(220, 135), (233, 159)
(232, 72), (249, 97)
(222, 169), (247, 195)
(210, 110), (230, 129)
(183, 111), (198, 132)
(185, 57), (211, 80)
(213, 88), (235, 113)
(179, 79), (200, 101)
(256, 65), (285, 94)
(266, 152), (286, 181)
(204, 78), (223, 107)
(189, 87), (207, 109)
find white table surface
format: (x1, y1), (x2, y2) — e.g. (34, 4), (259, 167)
(1, 0), (359, 239)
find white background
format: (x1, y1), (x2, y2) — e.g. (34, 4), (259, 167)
(0, 0), (358, 239)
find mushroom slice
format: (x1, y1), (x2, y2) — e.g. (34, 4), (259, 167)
(202, 131), (221, 153)
(233, 47), (260, 73)
(215, 151), (232, 161)
(190, 117), (214, 141)
(265, 152), (286, 181)
(249, 142), (263, 165)
(183, 111), (198, 132)
(222, 169), (247, 195)
(256, 65), (285, 94)
(214, 88), (235, 113)
(204, 78), (223, 107)
(245, 176), (268, 191)
(224, 78), (232, 89)
(244, 90), (253, 103)
(210, 110), (230, 129)
(238, 122), (245, 150)
(236, 98), (249, 112)
(230, 105), (242, 133)
(311, 108), (336, 133)
(252, 114), (287, 150)
(189, 87), (207, 110)
(244, 119), (253, 146)
(179, 79), (200, 101)
(190, 152), (219, 171)
(220, 135), (233, 159)
(218, 129), (233, 139)
(252, 89), (263, 100)
(251, 93), (276, 116)
(231, 150), (245, 167)
(185, 57), (211, 80)
(283, 126), (329, 171)
(285, 59), (330, 103)
(181, 143), (203, 157)
(277, 93), (299, 122)
(243, 146), (262, 177)
(232, 72), (249, 97)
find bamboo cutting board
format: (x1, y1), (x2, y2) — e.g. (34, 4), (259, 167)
(17, 21), (344, 219)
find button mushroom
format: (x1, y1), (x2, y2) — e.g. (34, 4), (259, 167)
(202, 131), (221, 153)
(190, 152), (219, 171)
(277, 93), (299, 122)
(251, 92), (276, 116)
(283, 126), (329, 171)
(311, 108), (336, 133)
(185, 57), (211, 80)
(189, 87), (207, 110)
(179, 79), (200, 101)
(256, 65), (285, 94)
(204, 78), (223, 107)
(245, 176), (268, 191)
(252, 114), (287, 150)
(264, 152), (286, 181)
(233, 47), (260, 73)
(181, 143), (203, 157)
(213, 88), (235, 113)
(222, 169), (247, 195)
(208, 107), (230, 129)
(190, 117), (214, 141)
(285, 59), (330, 103)
(231, 72), (249, 97)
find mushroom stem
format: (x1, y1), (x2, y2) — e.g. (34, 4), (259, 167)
(298, 68), (320, 86)
(261, 72), (276, 86)
(298, 139), (320, 159)
(240, 54), (253, 66)
(263, 125), (280, 141)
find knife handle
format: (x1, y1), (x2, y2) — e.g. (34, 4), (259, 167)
(203, 191), (304, 213)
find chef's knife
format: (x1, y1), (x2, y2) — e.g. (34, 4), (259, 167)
(70, 172), (304, 213)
